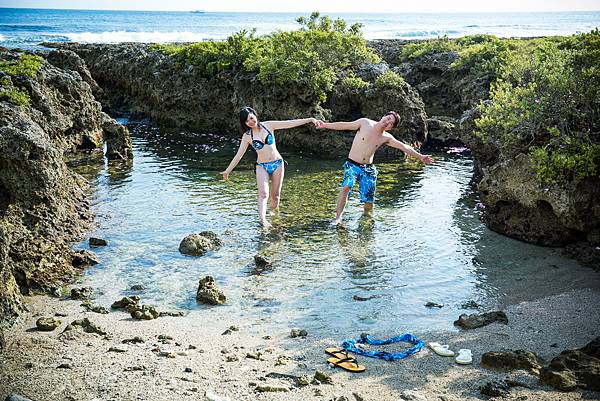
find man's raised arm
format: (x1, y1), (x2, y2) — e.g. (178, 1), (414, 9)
(384, 133), (434, 164)
(317, 119), (364, 131)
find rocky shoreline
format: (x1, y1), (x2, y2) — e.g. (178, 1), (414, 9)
(0, 49), (132, 331)
(1, 287), (598, 400)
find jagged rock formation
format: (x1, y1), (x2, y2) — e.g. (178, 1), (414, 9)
(0, 50), (132, 328)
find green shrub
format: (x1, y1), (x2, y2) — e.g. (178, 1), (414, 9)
(245, 12), (379, 101)
(400, 36), (459, 60)
(151, 13), (380, 102)
(151, 30), (261, 76)
(530, 142), (600, 185)
(339, 73), (370, 91)
(374, 70), (405, 89)
(0, 85), (31, 106)
(0, 54), (44, 77)
(0, 54), (43, 106)
(475, 30), (600, 185)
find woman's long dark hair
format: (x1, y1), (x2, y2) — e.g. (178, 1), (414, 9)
(239, 106), (258, 133)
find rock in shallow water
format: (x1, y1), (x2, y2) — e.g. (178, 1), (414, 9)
(71, 250), (99, 268)
(179, 232), (222, 256)
(196, 276), (226, 305)
(88, 237), (107, 247)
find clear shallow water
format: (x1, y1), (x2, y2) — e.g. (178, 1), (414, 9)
(1, 8), (599, 49)
(69, 123), (600, 336)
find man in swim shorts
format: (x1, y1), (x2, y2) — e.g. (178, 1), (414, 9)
(316, 112), (434, 225)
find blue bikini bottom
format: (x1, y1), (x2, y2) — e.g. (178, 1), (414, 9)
(256, 159), (284, 175)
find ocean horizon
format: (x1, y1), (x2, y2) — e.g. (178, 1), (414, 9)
(1, 7), (599, 49)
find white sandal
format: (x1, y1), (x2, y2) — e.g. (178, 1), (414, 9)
(455, 349), (472, 364)
(428, 342), (455, 357)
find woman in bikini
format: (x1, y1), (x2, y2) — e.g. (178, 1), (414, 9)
(221, 107), (319, 228)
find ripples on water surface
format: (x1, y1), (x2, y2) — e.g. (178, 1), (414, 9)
(69, 124), (600, 335)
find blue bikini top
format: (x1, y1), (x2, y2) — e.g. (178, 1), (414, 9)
(249, 124), (274, 150)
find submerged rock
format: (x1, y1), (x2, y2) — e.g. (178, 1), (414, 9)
(254, 255), (272, 268)
(36, 317), (61, 331)
(71, 250), (100, 268)
(196, 276), (226, 305)
(179, 232), (223, 256)
(540, 337), (600, 391)
(88, 237), (108, 247)
(481, 350), (543, 374)
(454, 311), (508, 329)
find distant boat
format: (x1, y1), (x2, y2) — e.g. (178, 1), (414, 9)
(191, 10), (205, 14)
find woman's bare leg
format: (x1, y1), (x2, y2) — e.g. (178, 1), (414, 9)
(269, 163), (285, 210)
(255, 166), (271, 228)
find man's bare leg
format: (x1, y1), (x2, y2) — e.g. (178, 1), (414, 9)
(363, 202), (373, 216)
(335, 186), (351, 225)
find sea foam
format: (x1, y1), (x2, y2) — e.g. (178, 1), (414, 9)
(64, 31), (207, 43)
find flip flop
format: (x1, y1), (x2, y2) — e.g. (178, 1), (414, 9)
(455, 349), (472, 365)
(325, 347), (356, 360)
(428, 342), (455, 357)
(327, 356), (366, 373)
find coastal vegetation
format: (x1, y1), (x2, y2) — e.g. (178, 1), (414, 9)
(401, 31), (600, 185)
(151, 12), (379, 101)
(0, 53), (43, 106)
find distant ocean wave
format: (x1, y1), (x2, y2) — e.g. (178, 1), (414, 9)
(393, 29), (463, 38)
(0, 24), (56, 31)
(0, 34), (5, 42)
(64, 31), (207, 43)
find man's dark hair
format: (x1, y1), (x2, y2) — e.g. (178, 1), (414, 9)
(239, 106), (258, 132)
(384, 111), (401, 128)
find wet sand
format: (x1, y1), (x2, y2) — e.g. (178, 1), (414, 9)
(1, 287), (599, 401)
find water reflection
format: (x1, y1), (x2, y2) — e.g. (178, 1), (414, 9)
(69, 123), (600, 335)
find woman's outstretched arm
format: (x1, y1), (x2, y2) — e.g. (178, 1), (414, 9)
(221, 134), (251, 180)
(263, 117), (319, 131)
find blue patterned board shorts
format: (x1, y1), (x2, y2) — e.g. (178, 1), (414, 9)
(341, 159), (378, 203)
(256, 159), (284, 175)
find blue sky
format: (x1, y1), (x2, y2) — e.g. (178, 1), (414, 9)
(2, 0), (599, 13)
